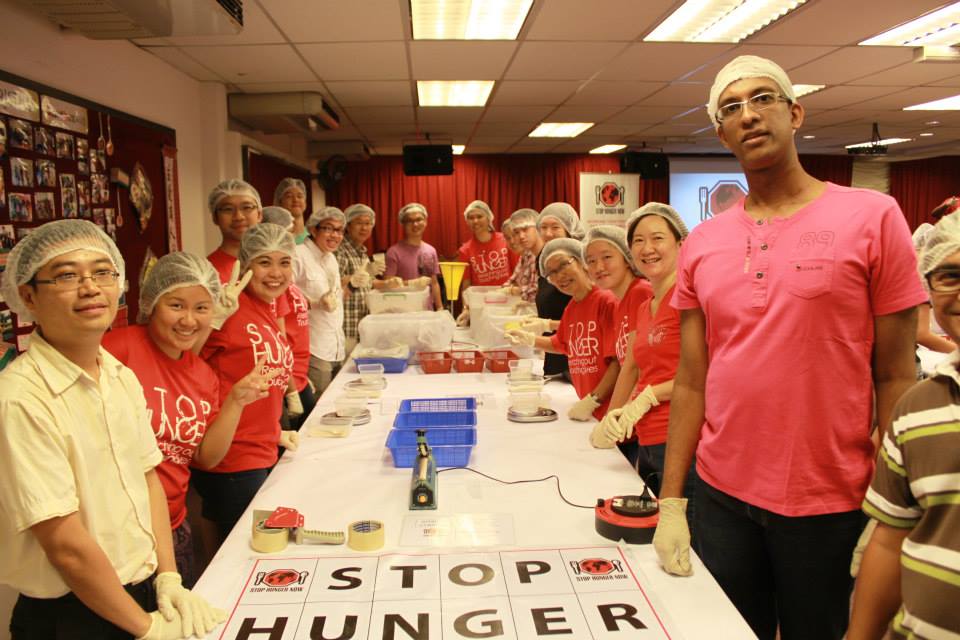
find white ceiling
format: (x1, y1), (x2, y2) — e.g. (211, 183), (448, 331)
(134, 0), (960, 158)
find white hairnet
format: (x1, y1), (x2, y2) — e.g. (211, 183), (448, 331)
(538, 202), (585, 240)
(207, 179), (262, 218)
(262, 206), (294, 230)
(344, 203), (376, 226)
(582, 225), (638, 275)
(399, 202), (428, 223)
(708, 55), (796, 128)
(0, 220), (125, 322)
(627, 202), (689, 242)
(239, 223), (297, 270)
(463, 200), (494, 230)
(912, 223), (935, 253)
(306, 206), (346, 231)
(273, 177), (307, 206)
(138, 252), (221, 323)
(539, 237), (585, 274)
(919, 215), (960, 283)
(509, 208), (539, 229)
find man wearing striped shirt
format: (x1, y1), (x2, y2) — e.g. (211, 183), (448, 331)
(850, 213), (960, 639)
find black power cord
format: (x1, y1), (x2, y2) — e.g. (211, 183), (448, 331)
(438, 467), (595, 509)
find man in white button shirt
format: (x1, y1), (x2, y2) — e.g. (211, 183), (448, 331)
(0, 220), (224, 640)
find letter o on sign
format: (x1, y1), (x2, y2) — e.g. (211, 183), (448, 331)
(448, 563), (495, 587)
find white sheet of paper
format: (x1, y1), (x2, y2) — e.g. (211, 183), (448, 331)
(400, 513), (516, 547)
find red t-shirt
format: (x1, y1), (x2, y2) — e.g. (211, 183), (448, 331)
(615, 278), (653, 364)
(201, 291), (293, 473)
(102, 325), (221, 529)
(206, 247), (290, 317)
(550, 286), (619, 420)
(628, 285), (680, 445)
(283, 285), (310, 392)
(457, 232), (519, 287)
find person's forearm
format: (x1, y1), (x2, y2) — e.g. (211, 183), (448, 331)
(591, 360), (621, 402)
(658, 381), (705, 498)
(848, 525), (910, 640)
(535, 336), (559, 352)
(651, 379), (674, 403)
(917, 329), (955, 353)
(194, 400), (243, 469)
(431, 279), (443, 309)
(874, 307), (920, 435)
(146, 470), (176, 574)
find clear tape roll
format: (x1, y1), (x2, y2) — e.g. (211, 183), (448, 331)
(251, 519), (289, 553)
(347, 520), (384, 551)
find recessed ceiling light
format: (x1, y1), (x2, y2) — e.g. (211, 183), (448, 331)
(411, 0), (534, 40)
(802, 135), (816, 139)
(859, 2), (960, 46)
(529, 122), (594, 138)
(645, 0), (807, 43)
(919, 132), (935, 137)
(417, 81), (494, 107)
(589, 144), (627, 154)
(904, 93), (960, 110)
(452, 145), (466, 154)
(793, 84), (826, 98)
(925, 120), (941, 125)
(845, 137), (912, 149)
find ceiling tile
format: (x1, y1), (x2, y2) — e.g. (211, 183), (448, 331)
(849, 61), (960, 87)
(344, 106), (415, 124)
(682, 45), (837, 82)
(929, 74), (960, 88)
(788, 47), (914, 85)
(548, 105), (623, 121)
(140, 46), (223, 82)
(474, 121), (537, 136)
(505, 42), (626, 80)
(179, 44), (314, 83)
(490, 81), (582, 106)
(598, 43), (733, 83)
(470, 135), (525, 145)
(798, 85), (906, 110)
(606, 105), (690, 124)
(869, 86), (960, 110)
(326, 81), (413, 106)
(588, 123), (650, 136)
(417, 107), (485, 124)
(298, 43), (409, 81)
(410, 42), (516, 80)
(259, 0), (405, 42)
(641, 82), (709, 107)
(482, 106), (554, 123)
(563, 81), (666, 106)
(527, 0), (675, 40)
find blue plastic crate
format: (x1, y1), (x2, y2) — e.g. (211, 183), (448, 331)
(386, 427), (476, 468)
(399, 397), (477, 413)
(393, 411), (477, 429)
(354, 356), (408, 374)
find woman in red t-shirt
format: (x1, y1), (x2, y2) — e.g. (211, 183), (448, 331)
(505, 237), (621, 422)
(103, 252), (274, 585)
(194, 223), (298, 543)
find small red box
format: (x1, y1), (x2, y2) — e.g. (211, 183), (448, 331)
(452, 350), (485, 373)
(483, 349), (519, 373)
(418, 351), (452, 374)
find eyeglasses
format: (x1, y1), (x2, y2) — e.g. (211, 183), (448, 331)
(927, 268), (960, 293)
(216, 203), (259, 216)
(716, 92), (788, 123)
(33, 269), (120, 290)
(544, 257), (577, 281)
(403, 217), (426, 225)
(317, 225), (344, 235)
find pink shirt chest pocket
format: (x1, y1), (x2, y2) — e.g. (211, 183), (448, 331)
(786, 257), (834, 299)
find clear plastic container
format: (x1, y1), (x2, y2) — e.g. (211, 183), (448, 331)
(357, 362), (385, 384)
(509, 391), (544, 416)
(335, 396), (367, 417)
(366, 287), (430, 314)
(308, 415), (354, 438)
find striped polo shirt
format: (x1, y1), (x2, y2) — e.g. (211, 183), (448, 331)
(863, 351), (960, 639)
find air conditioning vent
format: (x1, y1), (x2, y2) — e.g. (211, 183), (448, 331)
(229, 92), (340, 138)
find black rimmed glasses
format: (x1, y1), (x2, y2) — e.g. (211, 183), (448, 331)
(927, 268), (960, 293)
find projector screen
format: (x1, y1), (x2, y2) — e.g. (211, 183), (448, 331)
(669, 158), (748, 232)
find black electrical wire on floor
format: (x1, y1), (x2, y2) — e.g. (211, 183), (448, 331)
(438, 467), (595, 509)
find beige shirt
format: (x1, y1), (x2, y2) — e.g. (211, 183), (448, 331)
(294, 241), (346, 362)
(0, 331), (163, 598)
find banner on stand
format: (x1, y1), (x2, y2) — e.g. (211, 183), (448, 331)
(578, 173), (639, 229)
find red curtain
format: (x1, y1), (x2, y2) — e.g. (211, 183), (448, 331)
(799, 154), (853, 186)
(889, 156), (960, 230)
(325, 154), (669, 257)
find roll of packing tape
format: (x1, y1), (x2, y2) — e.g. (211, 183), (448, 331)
(251, 519), (289, 553)
(347, 520), (384, 551)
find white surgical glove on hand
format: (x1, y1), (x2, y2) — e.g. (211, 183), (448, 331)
(498, 285), (520, 296)
(136, 610), (186, 640)
(285, 390), (304, 417)
(652, 498), (693, 576)
(597, 408), (626, 443)
(568, 393), (601, 421)
(211, 262), (253, 330)
(320, 291), (339, 312)
(364, 260), (386, 277)
(154, 572), (228, 638)
(349, 270), (372, 289)
(406, 276), (432, 288)
(456, 309), (470, 327)
(589, 418), (618, 449)
(504, 328), (536, 347)
(279, 430), (300, 452)
(617, 385), (659, 439)
(384, 276), (404, 289)
(519, 317), (552, 335)
(850, 518), (877, 578)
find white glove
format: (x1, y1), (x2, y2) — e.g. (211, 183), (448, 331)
(519, 317), (552, 335)
(498, 285), (520, 296)
(652, 498), (693, 576)
(456, 309), (470, 327)
(504, 328), (536, 347)
(383, 276), (404, 289)
(320, 291), (339, 312)
(589, 419), (617, 448)
(154, 572), (227, 638)
(211, 262), (253, 330)
(850, 518), (877, 578)
(567, 393), (601, 421)
(285, 390), (304, 417)
(349, 270), (372, 289)
(616, 385), (659, 439)
(406, 276), (432, 289)
(279, 430), (300, 452)
(136, 610), (186, 640)
(364, 260), (386, 277)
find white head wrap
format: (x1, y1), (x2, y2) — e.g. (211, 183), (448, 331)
(538, 202), (585, 240)
(207, 179), (262, 219)
(708, 55), (795, 129)
(138, 252), (220, 323)
(399, 202), (428, 224)
(626, 202), (689, 241)
(262, 206), (294, 231)
(344, 203), (376, 226)
(239, 223), (297, 271)
(463, 200), (494, 231)
(582, 225), (638, 275)
(919, 215), (960, 288)
(539, 237), (585, 274)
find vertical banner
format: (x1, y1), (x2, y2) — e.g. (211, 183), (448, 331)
(578, 172), (639, 229)
(161, 145), (181, 251)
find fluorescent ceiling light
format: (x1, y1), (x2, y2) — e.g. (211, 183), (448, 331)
(411, 0), (534, 40)
(920, 132), (935, 137)
(860, 2), (960, 46)
(845, 138), (912, 149)
(802, 135), (816, 139)
(529, 122), (594, 138)
(904, 93), (960, 110)
(645, 0), (806, 43)
(417, 81), (494, 106)
(589, 144), (626, 154)
(452, 145), (466, 154)
(792, 84), (825, 98)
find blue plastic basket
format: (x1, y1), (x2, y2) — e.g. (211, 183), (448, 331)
(399, 397), (477, 413)
(386, 428), (476, 468)
(354, 356), (408, 374)
(393, 411), (477, 429)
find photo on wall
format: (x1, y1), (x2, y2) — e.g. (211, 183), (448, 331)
(8, 119), (32, 151)
(77, 181), (90, 218)
(0, 117), (7, 158)
(34, 127), (54, 156)
(14, 226), (33, 241)
(55, 132), (74, 160)
(8, 194), (32, 222)
(0, 224), (14, 272)
(36, 159), (56, 188)
(34, 191), (55, 220)
(10, 158), (33, 188)
(0, 309), (13, 343)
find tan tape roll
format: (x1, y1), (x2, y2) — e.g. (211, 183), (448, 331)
(347, 520), (384, 551)
(251, 519), (289, 554)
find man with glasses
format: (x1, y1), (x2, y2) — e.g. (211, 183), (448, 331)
(206, 179), (263, 283)
(652, 56), (926, 639)
(0, 220), (225, 640)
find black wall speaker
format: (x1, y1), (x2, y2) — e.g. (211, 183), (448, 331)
(403, 145), (454, 176)
(620, 152), (669, 179)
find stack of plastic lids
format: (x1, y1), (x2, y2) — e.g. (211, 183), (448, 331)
(385, 397), (477, 468)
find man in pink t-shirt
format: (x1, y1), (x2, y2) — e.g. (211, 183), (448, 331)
(651, 56), (927, 640)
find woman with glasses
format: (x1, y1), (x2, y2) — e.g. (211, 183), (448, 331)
(505, 238), (620, 422)
(294, 207), (348, 395)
